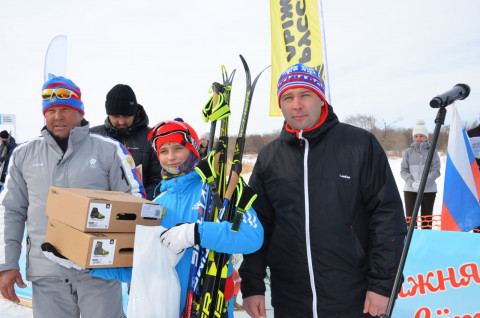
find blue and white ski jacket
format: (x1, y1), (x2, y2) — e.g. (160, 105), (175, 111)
(154, 171), (263, 317)
(0, 122), (145, 278)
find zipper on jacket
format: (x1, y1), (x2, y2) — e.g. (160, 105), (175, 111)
(299, 132), (318, 318)
(57, 153), (65, 165)
(26, 235), (31, 270)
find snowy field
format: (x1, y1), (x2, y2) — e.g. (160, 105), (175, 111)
(0, 156), (446, 317)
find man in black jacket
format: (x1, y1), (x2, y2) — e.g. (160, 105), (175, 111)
(0, 130), (16, 184)
(239, 64), (407, 318)
(91, 84), (161, 200)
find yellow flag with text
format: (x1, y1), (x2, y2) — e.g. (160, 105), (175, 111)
(269, 0), (329, 116)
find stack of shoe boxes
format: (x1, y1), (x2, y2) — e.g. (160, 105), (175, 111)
(45, 186), (163, 268)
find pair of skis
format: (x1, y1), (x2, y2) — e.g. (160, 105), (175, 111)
(182, 65), (234, 318)
(182, 55), (269, 318)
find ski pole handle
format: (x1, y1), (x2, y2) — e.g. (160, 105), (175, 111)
(231, 209), (244, 233)
(213, 140), (225, 175)
(231, 176), (257, 232)
(224, 162), (242, 202)
(208, 181), (223, 211)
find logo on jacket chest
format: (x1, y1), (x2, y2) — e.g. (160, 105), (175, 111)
(192, 200), (203, 212)
(86, 156), (99, 169)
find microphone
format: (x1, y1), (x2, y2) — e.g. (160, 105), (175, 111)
(430, 84), (470, 108)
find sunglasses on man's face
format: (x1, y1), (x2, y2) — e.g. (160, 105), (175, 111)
(42, 88), (77, 100)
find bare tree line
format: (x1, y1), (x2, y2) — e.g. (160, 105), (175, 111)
(202, 114), (479, 158)
(344, 114), (448, 157)
(344, 114), (479, 157)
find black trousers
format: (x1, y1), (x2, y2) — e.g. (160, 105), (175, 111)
(404, 191), (436, 229)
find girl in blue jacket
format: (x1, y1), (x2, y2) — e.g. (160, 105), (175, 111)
(148, 119), (263, 317)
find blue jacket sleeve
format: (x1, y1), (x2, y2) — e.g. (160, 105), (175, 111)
(90, 267), (132, 283)
(198, 207), (263, 255)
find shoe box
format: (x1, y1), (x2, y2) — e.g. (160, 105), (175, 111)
(45, 218), (134, 268)
(46, 186), (164, 233)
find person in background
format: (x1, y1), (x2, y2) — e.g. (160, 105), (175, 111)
(239, 63), (407, 318)
(0, 130), (16, 184)
(0, 76), (144, 318)
(199, 138), (209, 158)
(401, 119), (441, 229)
(91, 84), (161, 200)
(149, 119), (263, 317)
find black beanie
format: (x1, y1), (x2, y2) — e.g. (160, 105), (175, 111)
(0, 130), (8, 139)
(105, 84), (138, 116)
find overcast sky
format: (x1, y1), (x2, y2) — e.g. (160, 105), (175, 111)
(1, 0), (479, 142)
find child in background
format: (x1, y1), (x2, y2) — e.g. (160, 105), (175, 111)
(149, 119), (263, 317)
(400, 119), (441, 229)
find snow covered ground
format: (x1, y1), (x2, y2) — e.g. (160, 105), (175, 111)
(0, 300), (32, 318)
(0, 156), (446, 317)
(0, 297), (257, 318)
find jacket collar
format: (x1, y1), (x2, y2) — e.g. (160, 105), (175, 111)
(280, 104), (339, 144)
(104, 104), (149, 139)
(42, 120), (90, 153)
(160, 171), (201, 194)
(411, 141), (431, 151)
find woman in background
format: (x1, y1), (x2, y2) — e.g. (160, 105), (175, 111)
(401, 119), (441, 229)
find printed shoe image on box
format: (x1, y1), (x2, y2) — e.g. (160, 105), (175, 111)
(94, 242), (109, 256)
(45, 219), (134, 268)
(90, 207), (105, 220)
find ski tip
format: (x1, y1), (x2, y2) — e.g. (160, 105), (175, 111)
(239, 54), (248, 69)
(262, 65), (272, 73)
(239, 55), (251, 83)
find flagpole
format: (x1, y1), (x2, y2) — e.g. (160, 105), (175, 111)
(318, 0), (331, 104)
(380, 106), (447, 318)
(382, 83), (470, 317)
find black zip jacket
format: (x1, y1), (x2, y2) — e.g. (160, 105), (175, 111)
(0, 135), (16, 182)
(90, 105), (162, 200)
(239, 105), (406, 317)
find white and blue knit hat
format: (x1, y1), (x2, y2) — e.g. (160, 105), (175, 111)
(277, 63), (327, 107)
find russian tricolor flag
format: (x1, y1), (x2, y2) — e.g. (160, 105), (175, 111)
(441, 104), (480, 231)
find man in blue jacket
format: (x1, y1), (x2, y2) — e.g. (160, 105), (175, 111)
(239, 64), (407, 318)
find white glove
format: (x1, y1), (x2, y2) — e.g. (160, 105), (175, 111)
(412, 181), (420, 191)
(160, 223), (199, 254)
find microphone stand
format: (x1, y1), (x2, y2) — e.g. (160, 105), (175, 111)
(380, 106), (447, 318)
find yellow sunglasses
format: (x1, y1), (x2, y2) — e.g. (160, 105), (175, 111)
(42, 88), (77, 100)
